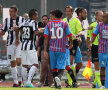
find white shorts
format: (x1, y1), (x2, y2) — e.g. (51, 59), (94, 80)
(7, 44), (21, 61)
(21, 50), (38, 65)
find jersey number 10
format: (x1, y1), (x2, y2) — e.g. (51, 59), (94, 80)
(50, 27), (63, 39)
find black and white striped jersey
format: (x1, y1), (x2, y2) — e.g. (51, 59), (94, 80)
(2, 16), (24, 46)
(19, 19), (38, 50)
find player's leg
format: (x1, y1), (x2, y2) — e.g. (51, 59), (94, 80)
(16, 43), (22, 86)
(7, 45), (19, 87)
(99, 53), (106, 89)
(49, 51), (59, 88)
(74, 47), (83, 75)
(91, 45), (101, 88)
(26, 50), (38, 87)
(38, 51), (48, 87)
(21, 51), (28, 86)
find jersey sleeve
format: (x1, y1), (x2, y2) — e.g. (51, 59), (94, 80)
(92, 24), (99, 37)
(65, 23), (72, 36)
(44, 25), (49, 37)
(33, 21), (38, 31)
(18, 22), (23, 30)
(87, 24), (93, 38)
(2, 18), (8, 31)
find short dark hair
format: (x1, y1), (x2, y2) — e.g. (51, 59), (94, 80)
(65, 6), (73, 11)
(75, 7), (85, 16)
(50, 10), (55, 15)
(54, 9), (63, 18)
(29, 9), (38, 18)
(42, 15), (49, 19)
(10, 5), (18, 11)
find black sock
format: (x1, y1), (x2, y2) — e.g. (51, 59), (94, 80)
(58, 69), (64, 80)
(76, 65), (80, 74)
(53, 71), (58, 78)
(67, 68), (77, 83)
(100, 75), (105, 86)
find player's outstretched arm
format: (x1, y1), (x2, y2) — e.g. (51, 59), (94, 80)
(69, 35), (73, 48)
(34, 29), (44, 35)
(88, 36), (96, 50)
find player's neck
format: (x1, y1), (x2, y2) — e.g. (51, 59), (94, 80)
(11, 15), (18, 19)
(67, 15), (72, 20)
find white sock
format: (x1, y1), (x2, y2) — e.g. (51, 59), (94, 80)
(22, 67), (28, 85)
(27, 66), (37, 84)
(17, 65), (22, 81)
(11, 67), (18, 84)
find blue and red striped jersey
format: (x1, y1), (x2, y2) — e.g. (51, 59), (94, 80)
(44, 19), (72, 52)
(92, 22), (108, 53)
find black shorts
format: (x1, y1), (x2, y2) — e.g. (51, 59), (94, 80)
(91, 44), (99, 63)
(69, 39), (79, 56)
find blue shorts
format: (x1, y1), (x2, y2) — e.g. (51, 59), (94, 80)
(49, 49), (69, 69)
(74, 47), (82, 63)
(99, 53), (108, 67)
(66, 49), (70, 66)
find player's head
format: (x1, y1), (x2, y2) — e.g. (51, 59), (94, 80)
(103, 12), (108, 24)
(54, 9), (63, 19)
(42, 15), (49, 24)
(65, 6), (73, 19)
(95, 10), (103, 22)
(29, 9), (38, 20)
(23, 13), (29, 20)
(75, 8), (87, 20)
(49, 10), (55, 21)
(9, 5), (18, 18)
(0, 4), (2, 15)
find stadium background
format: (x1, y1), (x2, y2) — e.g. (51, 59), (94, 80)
(0, 0), (108, 82)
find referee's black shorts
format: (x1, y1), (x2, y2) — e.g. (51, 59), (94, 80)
(69, 39), (79, 56)
(91, 44), (99, 63)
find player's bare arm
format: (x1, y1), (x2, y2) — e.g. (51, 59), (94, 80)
(88, 36), (96, 49)
(44, 37), (49, 60)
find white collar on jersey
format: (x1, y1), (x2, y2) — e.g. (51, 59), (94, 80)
(66, 16), (73, 22)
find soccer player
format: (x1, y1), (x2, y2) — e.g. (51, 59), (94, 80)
(37, 15), (53, 87)
(16, 9), (44, 88)
(88, 12), (108, 89)
(44, 9), (73, 89)
(87, 10), (103, 88)
(1, 5), (23, 87)
(63, 6), (83, 87)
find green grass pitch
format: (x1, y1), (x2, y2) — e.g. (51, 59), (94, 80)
(0, 88), (106, 90)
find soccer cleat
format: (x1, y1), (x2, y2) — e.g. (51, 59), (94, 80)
(92, 84), (96, 88)
(37, 82), (43, 87)
(65, 79), (72, 88)
(25, 83), (35, 88)
(54, 76), (61, 89)
(13, 83), (19, 87)
(18, 81), (22, 87)
(72, 82), (78, 88)
(100, 86), (105, 89)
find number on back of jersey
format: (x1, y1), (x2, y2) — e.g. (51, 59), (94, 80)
(23, 27), (30, 39)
